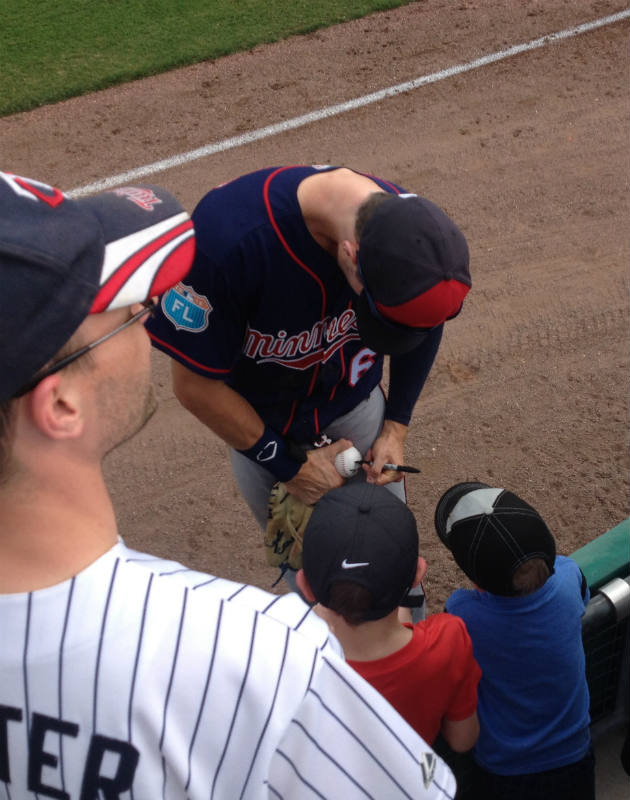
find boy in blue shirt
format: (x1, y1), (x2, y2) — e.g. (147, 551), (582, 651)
(434, 482), (594, 800)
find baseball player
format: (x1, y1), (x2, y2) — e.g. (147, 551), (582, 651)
(147, 165), (470, 600)
(0, 172), (456, 798)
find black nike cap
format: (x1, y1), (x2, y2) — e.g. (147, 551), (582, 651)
(302, 482), (419, 620)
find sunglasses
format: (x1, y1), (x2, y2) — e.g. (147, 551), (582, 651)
(14, 299), (156, 398)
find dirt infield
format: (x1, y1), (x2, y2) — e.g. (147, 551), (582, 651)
(2, 0), (628, 612)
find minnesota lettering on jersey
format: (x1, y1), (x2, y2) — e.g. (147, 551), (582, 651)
(0, 704), (138, 799)
(244, 309), (360, 369)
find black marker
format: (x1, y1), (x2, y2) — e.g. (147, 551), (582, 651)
(356, 460), (421, 474)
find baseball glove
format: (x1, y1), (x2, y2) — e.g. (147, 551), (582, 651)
(265, 482), (314, 570)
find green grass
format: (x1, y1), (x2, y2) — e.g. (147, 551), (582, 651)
(2, 0), (414, 117)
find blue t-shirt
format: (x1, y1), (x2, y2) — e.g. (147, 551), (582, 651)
(445, 555), (591, 775)
(147, 165), (442, 442)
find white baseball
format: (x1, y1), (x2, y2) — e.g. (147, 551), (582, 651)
(334, 446), (363, 478)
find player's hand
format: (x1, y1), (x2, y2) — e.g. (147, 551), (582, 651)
(364, 420), (407, 486)
(285, 438), (352, 505)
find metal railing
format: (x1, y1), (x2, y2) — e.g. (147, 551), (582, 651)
(583, 576), (630, 728)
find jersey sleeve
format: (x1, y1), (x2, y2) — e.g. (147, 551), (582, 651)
(146, 246), (252, 379)
(269, 652), (457, 800)
(385, 325), (443, 425)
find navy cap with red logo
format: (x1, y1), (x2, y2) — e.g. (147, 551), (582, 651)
(0, 172), (195, 403)
(356, 194), (471, 355)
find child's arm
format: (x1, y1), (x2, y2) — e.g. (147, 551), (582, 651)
(440, 711), (479, 753)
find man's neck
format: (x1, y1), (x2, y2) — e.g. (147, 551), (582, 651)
(297, 167), (384, 253)
(0, 462), (118, 593)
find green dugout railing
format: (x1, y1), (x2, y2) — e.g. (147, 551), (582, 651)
(572, 518), (630, 591)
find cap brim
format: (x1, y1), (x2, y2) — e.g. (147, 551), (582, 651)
(355, 291), (431, 355)
(434, 481), (490, 545)
(80, 186), (195, 313)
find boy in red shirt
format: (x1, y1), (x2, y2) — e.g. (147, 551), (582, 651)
(297, 481), (481, 751)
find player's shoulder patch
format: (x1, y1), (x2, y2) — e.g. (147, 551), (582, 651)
(161, 281), (212, 332)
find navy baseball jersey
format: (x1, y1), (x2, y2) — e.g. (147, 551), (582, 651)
(0, 540), (456, 798)
(147, 165), (442, 443)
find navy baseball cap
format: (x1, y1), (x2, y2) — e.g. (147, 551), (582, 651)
(303, 482), (419, 621)
(356, 194), (470, 355)
(0, 172), (195, 403)
(434, 482), (556, 596)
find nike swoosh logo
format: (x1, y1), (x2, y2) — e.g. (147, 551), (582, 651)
(341, 559), (370, 569)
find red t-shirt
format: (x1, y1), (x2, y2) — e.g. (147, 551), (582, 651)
(347, 614), (481, 744)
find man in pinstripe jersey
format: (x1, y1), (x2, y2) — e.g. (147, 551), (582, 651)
(0, 172), (456, 798)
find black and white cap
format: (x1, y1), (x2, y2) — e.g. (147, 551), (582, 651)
(434, 482), (556, 596)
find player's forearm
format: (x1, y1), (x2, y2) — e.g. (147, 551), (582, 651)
(386, 325), (443, 423)
(172, 362), (316, 482)
(379, 418), (408, 445)
(172, 362), (264, 450)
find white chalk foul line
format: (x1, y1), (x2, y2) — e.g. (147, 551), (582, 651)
(68, 9), (630, 198)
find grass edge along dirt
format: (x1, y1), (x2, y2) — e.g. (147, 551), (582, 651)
(2, 0), (414, 117)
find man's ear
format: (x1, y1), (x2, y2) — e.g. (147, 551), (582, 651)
(412, 557), (428, 588)
(341, 238), (358, 265)
(296, 569), (317, 603)
(27, 374), (85, 440)
(339, 240), (363, 294)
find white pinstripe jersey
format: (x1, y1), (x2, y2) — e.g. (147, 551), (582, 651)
(0, 540), (456, 799)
